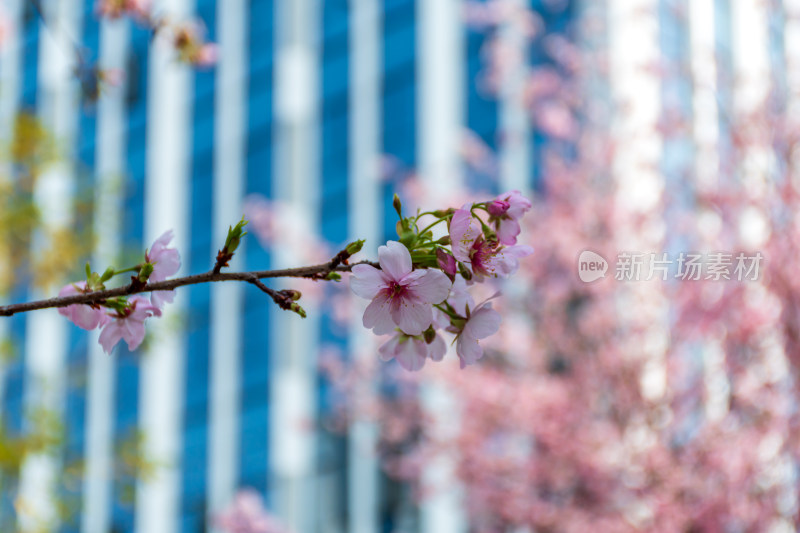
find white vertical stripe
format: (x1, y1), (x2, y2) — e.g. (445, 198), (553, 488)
(688, 0), (729, 424)
(417, 0), (467, 532)
(207, 0), (247, 528)
(608, 0), (667, 403)
(498, 0), (531, 194)
(689, 0), (719, 189)
(136, 0), (193, 531)
(82, 17), (130, 533)
(348, 0), (381, 532)
(271, 1), (320, 532)
(19, 0), (80, 530)
(732, 0), (771, 201)
(418, 0), (464, 199)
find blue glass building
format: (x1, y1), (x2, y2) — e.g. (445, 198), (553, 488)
(0, 1), (577, 532)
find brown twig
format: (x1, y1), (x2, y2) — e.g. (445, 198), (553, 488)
(0, 257), (379, 317)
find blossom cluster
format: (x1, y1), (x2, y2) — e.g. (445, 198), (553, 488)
(350, 191), (532, 371)
(214, 489), (290, 533)
(95, 0), (217, 68)
(58, 230), (180, 354)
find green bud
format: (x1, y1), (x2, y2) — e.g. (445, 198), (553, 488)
(325, 272), (342, 281)
(393, 194), (402, 217)
(137, 262), (155, 283)
(458, 262), (473, 281)
(290, 302), (307, 318)
(281, 289), (302, 301)
(451, 317), (467, 330)
(224, 216), (249, 254)
(100, 267), (115, 283)
(105, 297), (129, 313)
(423, 326), (436, 344)
(436, 236), (451, 245)
(345, 239), (365, 256)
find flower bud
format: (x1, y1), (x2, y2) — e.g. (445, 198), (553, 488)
(345, 239), (365, 256)
(423, 326), (436, 344)
(137, 262), (155, 283)
(100, 267), (115, 283)
(224, 216), (249, 254)
(290, 302), (307, 318)
(458, 262), (473, 281)
(436, 248), (457, 279)
(325, 272), (342, 281)
(392, 194), (403, 217)
(280, 289), (302, 301)
(487, 200), (511, 217)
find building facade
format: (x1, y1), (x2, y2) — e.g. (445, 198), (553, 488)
(0, 0), (577, 532)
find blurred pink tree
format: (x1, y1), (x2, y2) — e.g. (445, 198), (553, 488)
(326, 1), (800, 531)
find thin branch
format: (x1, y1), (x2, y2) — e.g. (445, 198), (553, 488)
(0, 257), (379, 317)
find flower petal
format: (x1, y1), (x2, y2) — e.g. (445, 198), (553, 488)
(378, 335), (401, 361)
(350, 264), (386, 299)
(429, 335), (447, 361)
(463, 304), (501, 340)
(449, 209), (481, 263)
(378, 241), (412, 280)
(122, 319), (147, 351)
(456, 334), (484, 367)
(405, 269), (452, 304)
(98, 321), (124, 354)
(496, 218), (521, 245)
(363, 292), (397, 335)
(395, 337), (427, 371)
(392, 301), (433, 336)
(150, 289), (176, 310)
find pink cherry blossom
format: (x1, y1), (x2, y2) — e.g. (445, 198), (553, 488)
(454, 299), (501, 368)
(145, 230), (181, 309)
(378, 331), (447, 372)
(449, 209), (533, 279)
(96, 0), (150, 20)
(350, 241), (451, 335)
(57, 282), (110, 331)
(98, 296), (161, 354)
(450, 208), (483, 264)
(195, 43), (218, 67)
(215, 489), (290, 533)
(488, 190), (532, 245)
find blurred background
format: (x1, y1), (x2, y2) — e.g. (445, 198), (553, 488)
(3, 0), (800, 532)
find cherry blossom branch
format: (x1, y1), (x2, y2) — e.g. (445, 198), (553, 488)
(0, 257), (377, 317)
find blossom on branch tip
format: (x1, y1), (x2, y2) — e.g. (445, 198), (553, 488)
(449, 208), (533, 279)
(98, 296), (161, 354)
(57, 282), (110, 331)
(350, 241), (451, 336)
(488, 190), (532, 245)
(96, 0), (150, 20)
(173, 22), (218, 67)
(145, 230), (181, 309)
(378, 330), (447, 372)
